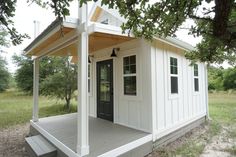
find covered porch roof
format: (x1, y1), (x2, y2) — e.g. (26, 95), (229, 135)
(24, 18), (134, 58)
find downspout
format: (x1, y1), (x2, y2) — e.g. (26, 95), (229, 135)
(204, 63), (210, 119)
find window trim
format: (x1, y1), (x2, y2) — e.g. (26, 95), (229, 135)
(168, 55), (180, 99)
(122, 55), (137, 96)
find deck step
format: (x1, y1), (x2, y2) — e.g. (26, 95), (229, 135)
(25, 135), (57, 157)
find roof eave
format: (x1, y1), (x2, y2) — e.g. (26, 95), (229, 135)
(24, 17), (78, 56)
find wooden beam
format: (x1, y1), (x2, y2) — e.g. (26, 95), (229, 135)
(34, 29), (78, 59)
(90, 7), (102, 22)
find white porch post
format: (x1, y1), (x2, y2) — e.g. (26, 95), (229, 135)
(77, 3), (89, 156)
(32, 58), (39, 122)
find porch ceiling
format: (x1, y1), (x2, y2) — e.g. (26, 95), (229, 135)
(28, 27), (74, 56)
(24, 21), (134, 58)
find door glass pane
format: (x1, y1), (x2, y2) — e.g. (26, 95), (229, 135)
(100, 64), (110, 101)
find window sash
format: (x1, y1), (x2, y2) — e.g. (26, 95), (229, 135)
(123, 55), (137, 96)
(194, 78), (199, 92)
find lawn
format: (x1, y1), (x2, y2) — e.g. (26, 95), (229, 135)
(153, 92), (236, 157)
(0, 89), (236, 156)
(0, 89), (77, 128)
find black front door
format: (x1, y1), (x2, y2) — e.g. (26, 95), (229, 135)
(97, 59), (113, 122)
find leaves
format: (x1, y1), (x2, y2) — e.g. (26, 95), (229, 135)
(0, 56), (10, 92)
(0, 0), (29, 46)
(1, 0), (236, 64)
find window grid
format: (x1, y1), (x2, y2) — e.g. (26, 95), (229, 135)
(170, 57), (178, 94)
(123, 55), (137, 96)
(194, 64), (199, 92)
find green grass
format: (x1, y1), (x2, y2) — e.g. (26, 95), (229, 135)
(155, 92), (236, 157)
(0, 89), (77, 128)
(209, 92), (236, 125)
(0, 89), (236, 156)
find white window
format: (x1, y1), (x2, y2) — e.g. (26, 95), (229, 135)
(194, 64), (199, 92)
(123, 55), (136, 96)
(170, 57), (178, 94)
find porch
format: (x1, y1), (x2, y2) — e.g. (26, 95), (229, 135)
(30, 113), (152, 157)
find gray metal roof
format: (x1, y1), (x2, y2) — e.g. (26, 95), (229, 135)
(24, 18), (63, 52)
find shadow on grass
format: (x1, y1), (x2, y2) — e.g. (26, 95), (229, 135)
(39, 103), (77, 118)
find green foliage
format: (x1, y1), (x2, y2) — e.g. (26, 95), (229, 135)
(40, 57), (77, 109)
(13, 55), (33, 93)
(0, 27), (10, 47)
(208, 66), (236, 91)
(208, 66), (224, 90)
(0, 0), (29, 46)
(13, 54), (77, 109)
(13, 55), (63, 94)
(223, 68), (236, 90)
(0, 56), (10, 92)
(1, 0), (236, 63)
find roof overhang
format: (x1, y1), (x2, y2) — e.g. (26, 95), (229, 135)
(155, 36), (195, 51)
(24, 20), (134, 58)
(24, 17), (78, 56)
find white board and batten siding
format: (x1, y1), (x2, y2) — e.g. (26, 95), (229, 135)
(88, 39), (153, 133)
(150, 40), (207, 141)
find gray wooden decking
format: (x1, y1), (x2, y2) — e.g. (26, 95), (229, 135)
(32, 113), (151, 157)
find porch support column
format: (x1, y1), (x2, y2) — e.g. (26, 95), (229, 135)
(77, 3), (89, 156)
(32, 58), (39, 122)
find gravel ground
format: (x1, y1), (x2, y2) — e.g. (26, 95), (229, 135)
(0, 123), (29, 157)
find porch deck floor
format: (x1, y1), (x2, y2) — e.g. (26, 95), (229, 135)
(33, 113), (151, 157)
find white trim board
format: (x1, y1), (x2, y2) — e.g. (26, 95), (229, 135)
(30, 120), (80, 157)
(153, 113), (206, 141)
(98, 134), (152, 157)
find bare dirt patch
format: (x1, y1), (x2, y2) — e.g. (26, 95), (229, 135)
(0, 123), (29, 157)
(200, 126), (236, 157)
(147, 123), (210, 157)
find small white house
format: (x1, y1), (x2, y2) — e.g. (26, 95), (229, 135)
(24, 2), (208, 157)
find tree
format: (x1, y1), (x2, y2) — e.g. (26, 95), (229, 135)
(223, 68), (236, 90)
(13, 55), (61, 93)
(208, 66), (224, 90)
(1, 0), (236, 64)
(13, 55), (33, 93)
(13, 54), (77, 109)
(40, 57), (77, 109)
(0, 56), (10, 92)
(0, 27), (10, 47)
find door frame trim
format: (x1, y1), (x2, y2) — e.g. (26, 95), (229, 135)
(96, 59), (114, 122)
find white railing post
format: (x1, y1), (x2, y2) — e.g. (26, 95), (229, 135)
(77, 2), (89, 156)
(33, 58), (39, 122)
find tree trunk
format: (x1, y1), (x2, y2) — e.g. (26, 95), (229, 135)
(65, 97), (70, 110)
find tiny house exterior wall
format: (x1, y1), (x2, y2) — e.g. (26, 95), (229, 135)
(150, 39), (207, 141)
(88, 39), (153, 132)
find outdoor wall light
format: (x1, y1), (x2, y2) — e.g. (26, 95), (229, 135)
(110, 48), (120, 57)
(88, 55), (94, 63)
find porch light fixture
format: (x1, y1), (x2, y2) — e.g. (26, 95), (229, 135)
(88, 55), (94, 63)
(111, 48), (120, 57)
(88, 56), (91, 63)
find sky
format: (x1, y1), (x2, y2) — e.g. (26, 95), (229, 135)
(1, 1), (203, 73)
